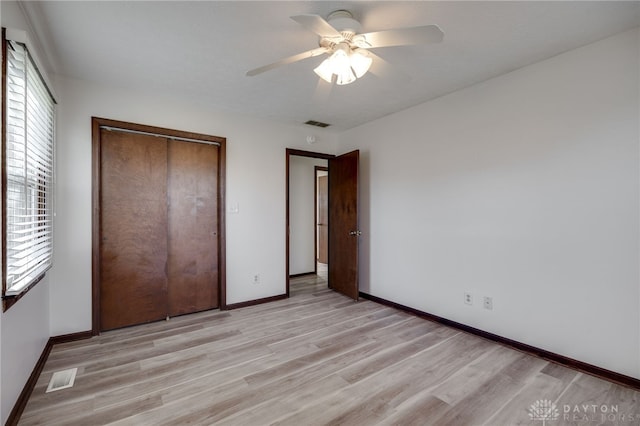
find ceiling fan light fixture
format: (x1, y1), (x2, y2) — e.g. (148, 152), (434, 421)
(314, 58), (334, 83)
(314, 44), (357, 85)
(330, 46), (356, 85)
(335, 67), (356, 85)
(350, 50), (373, 78)
(314, 43), (367, 85)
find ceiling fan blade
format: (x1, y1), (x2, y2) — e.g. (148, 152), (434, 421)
(366, 51), (390, 77)
(366, 51), (396, 80)
(291, 14), (343, 39)
(366, 51), (411, 83)
(358, 25), (443, 49)
(246, 47), (329, 77)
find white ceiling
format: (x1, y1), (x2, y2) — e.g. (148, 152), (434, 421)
(23, 1), (640, 131)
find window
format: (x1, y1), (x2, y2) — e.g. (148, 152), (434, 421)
(2, 29), (56, 309)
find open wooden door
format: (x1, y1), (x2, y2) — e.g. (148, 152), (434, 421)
(328, 150), (360, 301)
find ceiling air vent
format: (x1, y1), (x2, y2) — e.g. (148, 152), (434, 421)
(305, 120), (330, 128)
(46, 368), (78, 393)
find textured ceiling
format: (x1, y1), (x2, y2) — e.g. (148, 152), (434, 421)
(22, 1), (640, 131)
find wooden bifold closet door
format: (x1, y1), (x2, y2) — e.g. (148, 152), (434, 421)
(167, 140), (219, 316)
(100, 128), (219, 331)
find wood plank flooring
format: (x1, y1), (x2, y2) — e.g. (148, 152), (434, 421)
(20, 273), (640, 425)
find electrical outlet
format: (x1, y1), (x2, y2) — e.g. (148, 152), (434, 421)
(252, 274), (260, 285)
(483, 296), (493, 310)
(464, 292), (473, 306)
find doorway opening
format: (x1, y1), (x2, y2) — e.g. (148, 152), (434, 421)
(286, 149), (333, 297)
(315, 165), (329, 280)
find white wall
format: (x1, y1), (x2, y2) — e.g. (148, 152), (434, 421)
(50, 75), (339, 335)
(0, 283), (49, 424)
(1, 2), (53, 423)
(340, 29), (640, 379)
(290, 156), (327, 275)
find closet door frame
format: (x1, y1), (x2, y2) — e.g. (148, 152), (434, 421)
(91, 117), (227, 335)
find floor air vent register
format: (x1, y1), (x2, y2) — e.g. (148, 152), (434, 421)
(46, 368), (78, 393)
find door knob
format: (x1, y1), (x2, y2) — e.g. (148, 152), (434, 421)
(349, 230), (362, 236)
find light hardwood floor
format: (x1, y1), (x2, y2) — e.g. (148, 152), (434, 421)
(20, 273), (640, 425)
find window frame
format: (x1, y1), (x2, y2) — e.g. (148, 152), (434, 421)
(1, 28), (57, 311)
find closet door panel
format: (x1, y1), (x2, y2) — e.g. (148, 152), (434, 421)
(100, 130), (169, 330)
(167, 140), (219, 316)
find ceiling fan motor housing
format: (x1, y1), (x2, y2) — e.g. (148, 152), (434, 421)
(327, 10), (362, 35)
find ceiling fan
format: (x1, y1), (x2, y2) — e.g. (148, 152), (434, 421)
(246, 10), (444, 85)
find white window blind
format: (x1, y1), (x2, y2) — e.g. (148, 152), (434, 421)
(4, 39), (55, 297)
